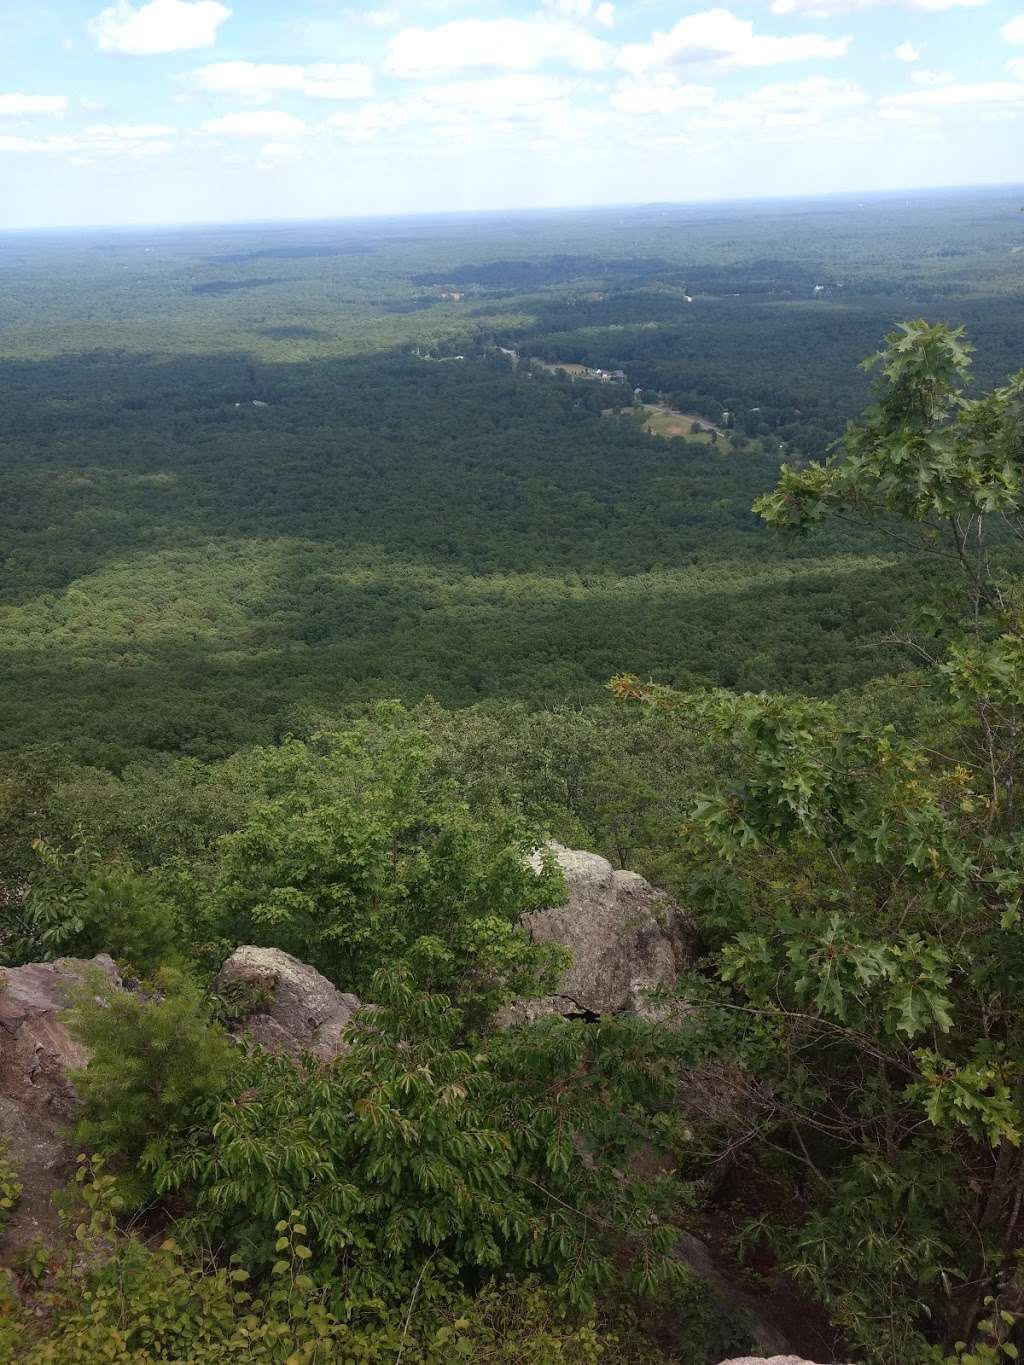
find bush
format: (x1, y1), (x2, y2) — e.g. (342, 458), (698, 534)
(0, 1142), (22, 1230)
(205, 713), (568, 1018)
(66, 968), (235, 1199)
(152, 965), (694, 1307)
(6, 1172), (672, 1364)
(16, 843), (182, 975)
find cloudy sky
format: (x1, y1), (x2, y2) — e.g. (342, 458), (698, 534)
(1, 0), (1022, 227)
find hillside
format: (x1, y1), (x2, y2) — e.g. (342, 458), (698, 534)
(2, 192), (1024, 1363)
(4, 189), (1022, 765)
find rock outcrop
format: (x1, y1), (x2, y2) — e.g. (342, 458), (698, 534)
(499, 843), (694, 1022)
(719, 1358), (843, 1365)
(0, 947), (359, 1261)
(212, 946), (361, 1061)
(0, 954), (120, 1259)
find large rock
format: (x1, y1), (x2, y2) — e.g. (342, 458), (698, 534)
(0, 954), (120, 1260)
(212, 946), (360, 1061)
(719, 1358), (843, 1364)
(502, 844), (694, 1021)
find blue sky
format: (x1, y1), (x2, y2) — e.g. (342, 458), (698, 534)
(1, 0), (1023, 227)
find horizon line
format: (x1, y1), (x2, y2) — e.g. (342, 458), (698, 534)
(3, 177), (1023, 238)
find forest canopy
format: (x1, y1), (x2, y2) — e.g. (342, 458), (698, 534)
(2, 192), (1024, 1363)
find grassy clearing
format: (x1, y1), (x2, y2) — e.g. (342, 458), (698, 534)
(531, 359), (594, 377)
(606, 403), (733, 450)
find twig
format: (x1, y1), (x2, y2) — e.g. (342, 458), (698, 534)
(395, 1251), (435, 1365)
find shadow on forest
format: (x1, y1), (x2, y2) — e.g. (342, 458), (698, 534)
(0, 544), (915, 763)
(0, 342), (934, 762)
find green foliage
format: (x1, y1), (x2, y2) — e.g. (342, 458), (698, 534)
(0, 1142), (22, 1230)
(66, 969), (236, 1197)
(755, 318), (1024, 536)
(14, 841), (182, 973)
(787, 1146), (961, 1361)
(12, 1252), (656, 1364)
(940, 1295), (1023, 1365)
(203, 710), (569, 1015)
(618, 322), (1024, 1361)
(151, 965), (692, 1308)
(8, 1162), (657, 1364)
(4, 207), (1024, 1364)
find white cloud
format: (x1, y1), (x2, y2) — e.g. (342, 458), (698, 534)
(0, 93), (69, 116)
(424, 73), (573, 109)
(323, 72), (625, 150)
(880, 81), (1024, 110)
(611, 78), (715, 113)
(191, 61), (373, 102)
(385, 17), (612, 77)
(328, 74), (579, 142)
(349, 7), (401, 28)
(0, 122), (176, 155)
(201, 109), (307, 135)
(328, 100), (417, 140)
(878, 105), (936, 123)
(1009, 57), (1024, 79)
(88, 0), (230, 55)
(1003, 15), (1024, 44)
(259, 140), (301, 158)
(543, 0), (588, 14)
(618, 10), (850, 75)
(911, 69), (953, 84)
(892, 41), (919, 61)
(91, 121), (177, 137)
(773, 0), (981, 12)
(541, 0), (614, 23)
(693, 75), (867, 128)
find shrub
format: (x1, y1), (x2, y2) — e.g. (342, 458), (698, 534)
(0, 1142), (22, 1230)
(66, 968), (235, 1199)
(18, 843), (181, 975)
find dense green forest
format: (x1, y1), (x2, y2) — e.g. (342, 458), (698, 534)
(3, 187), (1022, 766)
(2, 190), (1024, 1362)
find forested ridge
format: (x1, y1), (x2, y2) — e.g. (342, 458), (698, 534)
(2, 191), (1024, 1362)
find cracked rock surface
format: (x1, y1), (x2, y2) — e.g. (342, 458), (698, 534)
(497, 843), (694, 1023)
(0, 954), (120, 1260)
(213, 945), (361, 1061)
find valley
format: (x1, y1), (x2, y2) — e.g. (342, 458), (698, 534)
(2, 185), (1024, 1364)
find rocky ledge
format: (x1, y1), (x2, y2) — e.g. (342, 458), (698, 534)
(0, 954), (120, 1258)
(496, 841), (694, 1024)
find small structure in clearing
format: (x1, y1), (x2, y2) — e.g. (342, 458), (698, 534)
(531, 359), (627, 382)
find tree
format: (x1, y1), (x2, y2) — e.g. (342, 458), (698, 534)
(615, 323), (1024, 1362)
(15, 843), (182, 976)
(67, 968), (236, 1201)
(204, 708), (569, 1019)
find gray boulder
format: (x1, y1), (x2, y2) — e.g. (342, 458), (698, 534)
(719, 1358), (844, 1365)
(212, 946), (360, 1061)
(0, 954), (120, 1261)
(500, 843), (694, 1022)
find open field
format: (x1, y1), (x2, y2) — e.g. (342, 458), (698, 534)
(530, 359), (595, 378)
(640, 403), (731, 445)
(527, 361), (730, 445)
(603, 402), (733, 449)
